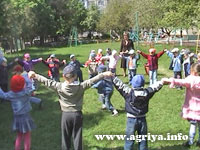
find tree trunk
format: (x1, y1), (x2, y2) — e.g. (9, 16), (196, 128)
(40, 35), (44, 46)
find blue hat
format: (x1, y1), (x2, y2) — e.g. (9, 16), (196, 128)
(97, 65), (107, 73)
(63, 65), (77, 76)
(131, 75), (145, 88)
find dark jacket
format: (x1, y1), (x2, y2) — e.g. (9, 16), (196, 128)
(92, 77), (113, 95)
(113, 77), (163, 116)
(0, 62), (15, 85)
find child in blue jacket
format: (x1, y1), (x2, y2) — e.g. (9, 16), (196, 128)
(0, 75), (36, 150)
(124, 49), (140, 84)
(113, 75), (163, 150)
(92, 65), (118, 116)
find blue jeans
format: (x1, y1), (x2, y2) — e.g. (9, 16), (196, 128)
(29, 97), (41, 104)
(124, 117), (148, 150)
(50, 76), (60, 82)
(128, 69), (136, 83)
(99, 92), (114, 111)
(149, 70), (157, 85)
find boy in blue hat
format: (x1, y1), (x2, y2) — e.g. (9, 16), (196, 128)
(92, 65), (118, 116)
(112, 75), (163, 150)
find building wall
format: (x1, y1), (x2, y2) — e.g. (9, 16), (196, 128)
(83, 0), (109, 10)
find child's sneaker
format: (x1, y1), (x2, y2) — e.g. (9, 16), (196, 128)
(112, 109), (118, 116)
(101, 104), (106, 110)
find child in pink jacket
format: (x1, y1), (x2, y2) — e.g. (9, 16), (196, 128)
(162, 63), (200, 147)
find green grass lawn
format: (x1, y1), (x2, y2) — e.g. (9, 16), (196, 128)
(0, 42), (199, 150)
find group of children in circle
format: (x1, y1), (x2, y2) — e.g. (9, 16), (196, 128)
(1, 46), (200, 150)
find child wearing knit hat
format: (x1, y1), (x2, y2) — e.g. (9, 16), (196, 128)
(112, 75), (163, 150)
(13, 65), (43, 109)
(0, 75), (36, 150)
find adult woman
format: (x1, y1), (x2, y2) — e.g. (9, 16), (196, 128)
(120, 32), (134, 77)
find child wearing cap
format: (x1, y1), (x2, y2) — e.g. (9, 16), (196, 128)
(0, 75), (36, 150)
(68, 54), (84, 82)
(92, 65), (118, 115)
(124, 49), (140, 84)
(28, 65), (113, 150)
(42, 54), (66, 81)
(18, 53), (42, 72)
(112, 75), (163, 150)
(137, 48), (165, 85)
(101, 50), (122, 75)
(166, 48), (183, 88)
(85, 53), (98, 78)
(0, 57), (18, 92)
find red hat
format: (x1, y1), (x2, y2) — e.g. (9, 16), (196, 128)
(10, 75), (25, 92)
(13, 65), (23, 73)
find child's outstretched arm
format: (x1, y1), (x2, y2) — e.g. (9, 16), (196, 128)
(145, 81), (163, 98)
(112, 76), (132, 98)
(32, 58), (43, 65)
(137, 50), (148, 59)
(81, 71), (113, 90)
(156, 49), (165, 58)
(28, 71), (61, 91)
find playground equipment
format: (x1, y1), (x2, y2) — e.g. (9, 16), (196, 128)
(68, 27), (78, 47)
(129, 12), (139, 42)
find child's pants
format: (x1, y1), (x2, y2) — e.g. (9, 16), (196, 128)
(128, 69), (136, 83)
(188, 120), (200, 145)
(149, 70), (157, 85)
(173, 71), (182, 88)
(76, 70), (83, 82)
(124, 117), (148, 150)
(61, 111), (83, 150)
(15, 132), (31, 150)
(99, 92), (114, 111)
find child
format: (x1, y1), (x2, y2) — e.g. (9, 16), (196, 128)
(162, 63), (200, 147)
(105, 48), (112, 70)
(13, 65), (43, 109)
(166, 48), (183, 88)
(28, 65), (112, 150)
(92, 65), (118, 115)
(18, 53), (42, 72)
(124, 49), (140, 84)
(42, 54), (66, 81)
(182, 49), (193, 78)
(0, 75), (36, 150)
(112, 74), (163, 150)
(95, 49), (104, 65)
(89, 49), (96, 60)
(68, 54), (84, 82)
(0, 57), (18, 92)
(101, 50), (121, 74)
(137, 48), (165, 85)
(85, 53), (98, 78)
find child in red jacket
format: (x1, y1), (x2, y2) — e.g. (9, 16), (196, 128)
(137, 48), (166, 85)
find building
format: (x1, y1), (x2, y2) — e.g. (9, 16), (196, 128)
(82, 0), (109, 11)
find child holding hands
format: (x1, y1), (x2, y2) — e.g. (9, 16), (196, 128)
(162, 63), (200, 147)
(0, 75), (36, 150)
(28, 65), (112, 150)
(137, 48), (165, 85)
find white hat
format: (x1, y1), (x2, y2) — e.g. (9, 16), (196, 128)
(112, 50), (117, 55)
(128, 49), (135, 55)
(171, 48), (179, 53)
(98, 49), (103, 53)
(70, 54), (75, 59)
